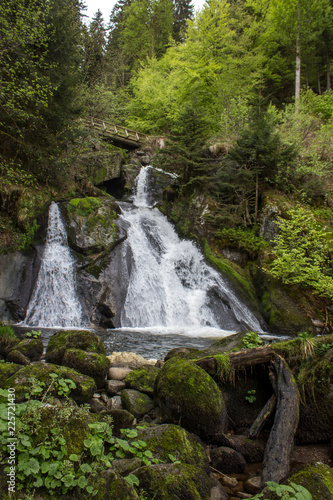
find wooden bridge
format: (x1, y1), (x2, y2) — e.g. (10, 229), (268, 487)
(83, 117), (146, 148)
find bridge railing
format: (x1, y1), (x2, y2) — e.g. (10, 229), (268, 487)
(82, 117), (146, 144)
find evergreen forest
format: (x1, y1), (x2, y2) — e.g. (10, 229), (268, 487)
(1, 0), (333, 322)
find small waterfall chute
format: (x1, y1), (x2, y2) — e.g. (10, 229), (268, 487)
(23, 202), (84, 328)
(119, 166), (262, 334)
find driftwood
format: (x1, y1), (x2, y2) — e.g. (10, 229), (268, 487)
(196, 347), (299, 486)
(248, 394), (277, 439)
(261, 356), (299, 486)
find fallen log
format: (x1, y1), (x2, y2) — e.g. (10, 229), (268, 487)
(248, 393), (277, 439)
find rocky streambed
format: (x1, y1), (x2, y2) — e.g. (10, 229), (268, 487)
(0, 327), (333, 499)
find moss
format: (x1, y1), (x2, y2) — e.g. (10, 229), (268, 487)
(4, 362), (96, 404)
(46, 330), (106, 364)
(9, 337), (44, 361)
(136, 424), (208, 470)
(135, 463), (212, 500)
(155, 357), (225, 439)
(62, 349), (110, 389)
(289, 463), (333, 499)
(120, 389), (154, 417)
(125, 366), (160, 396)
(203, 239), (257, 305)
(0, 362), (22, 386)
(91, 470), (140, 500)
(67, 197), (103, 217)
(0, 326), (19, 356)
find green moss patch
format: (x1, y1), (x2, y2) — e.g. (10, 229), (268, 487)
(67, 197), (103, 217)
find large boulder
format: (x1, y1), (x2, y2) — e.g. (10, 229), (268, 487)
(7, 337), (43, 364)
(91, 469), (140, 500)
(154, 357), (226, 439)
(46, 330), (109, 388)
(3, 362), (96, 404)
(121, 388), (154, 417)
(0, 362), (22, 386)
(287, 463), (333, 500)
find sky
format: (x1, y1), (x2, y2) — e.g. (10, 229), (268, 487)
(82, 0), (205, 24)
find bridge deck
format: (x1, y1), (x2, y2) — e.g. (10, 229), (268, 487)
(83, 118), (146, 147)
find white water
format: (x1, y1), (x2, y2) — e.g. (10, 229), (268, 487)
(23, 202), (84, 328)
(119, 166), (262, 336)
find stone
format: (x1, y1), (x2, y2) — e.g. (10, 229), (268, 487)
(62, 349), (110, 389)
(6, 349), (30, 365)
(89, 398), (106, 413)
(7, 337), (43, 363)
(0, 362), (22, 386)
(110, 395), (123, 410)
(108, 366), (132, 380)
(214, 434), (266, 463)
(154, 357), (226, 439)
(112, 458), (142, 476)
(90, 469), (140, 500)
(210, 446), (247, 474)
(108, 351), (155, 365)
(106, 379), (126, 395)
(125, 365), (160, 396)
(108, 409), (135, 436)
(135, 423), (209, 469)
(244, 476), (262, 495)
(121, 388), (154, 417)
(287, 463), (333, 500)
(134, 463), (228, 500)
(4, 361), (96, 404)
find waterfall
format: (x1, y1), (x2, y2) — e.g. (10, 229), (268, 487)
(119, 166), (262, 334)
(23, 202), (84, 328)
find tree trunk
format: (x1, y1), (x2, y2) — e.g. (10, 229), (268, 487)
(324, 29), (331, 91)
(261, 356), (299, 486)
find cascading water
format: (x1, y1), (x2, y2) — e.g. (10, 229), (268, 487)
(23, 202), (84, 328)
(119, 166), (263, 335)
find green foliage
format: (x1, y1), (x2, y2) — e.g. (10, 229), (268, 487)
(216, 227), (268, 258)
(245, 390), (257, 403)
(267, 206), (333, 300)
(242, 332), (263, 349)
(26, 330), (42, 339)
(214, 354), (234, 383)
(315, 341), (333, 356)
(250, 480), (312, 499)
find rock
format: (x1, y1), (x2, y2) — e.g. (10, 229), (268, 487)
(106, 379), (126, 395)
(110, 395), (123, 410)
(4, 361), (96, 404)
(244, 476), (262, 495)
(134, 463), (228, 500)
(0, 362), (22, 386)
(125, 365), (160, 396)
(121, 388), (154, 417)
(108, 409), (135, 436)
(287, 462), (333, 500)
(108, 366), (132, 380)
(108, 351), (155, 365)
(89, 397), (106, 413)
(62, 349), (110, 389)
(6, 349), (30, 365)
(154, 357), (227, 439)
(7, 337), (43, 363)
(66, 197), (120, 254)
(213, 434), (266, 463)
(90, 469), (140, 500)
(135, 423), (209, 469)
(45, 330), (109, 388)
(210, 446), (247, 474)
(112, 457), (142, 476)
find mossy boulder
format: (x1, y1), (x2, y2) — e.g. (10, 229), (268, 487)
(90, 469), (140, 500)
(3, 362), (96, 404)
(154, 357), (226, 439)
(62, 349), (110, 389)
(125, 365), (160, 396)
(0, 326), (19, 357)
(66, 197), (120, 254)
(120, 389), (154, 417)
(134, 463), (226, 500)
(109, 409), (135, 436)
(288, 463), (333, 500)
(45, 330), (109, 388)
(0, 362), (22, 386)
(46, 330), (106, 363)
(135, 424), (209, 470)
(7, 337), (43, 363)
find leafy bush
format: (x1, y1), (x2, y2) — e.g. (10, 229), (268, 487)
(242, 332), (263, 349)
